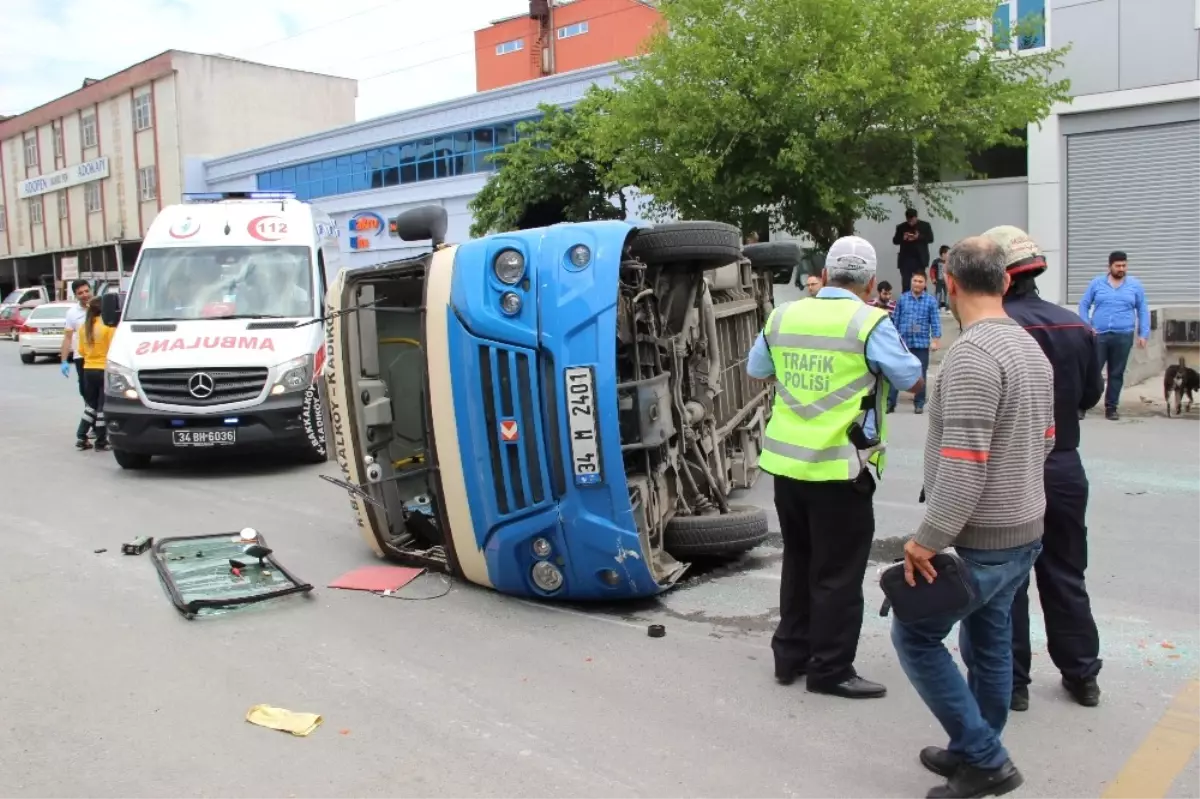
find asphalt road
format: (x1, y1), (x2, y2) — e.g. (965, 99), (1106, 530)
(1, 340), (1197, 798)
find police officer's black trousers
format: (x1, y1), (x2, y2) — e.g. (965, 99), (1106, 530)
(771, 471), (875, 687)
(1011, 449), (1101, 687)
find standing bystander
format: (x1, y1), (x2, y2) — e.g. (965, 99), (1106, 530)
(929, 245), (949, 308)
(804, 273), (823, 297)
(889, 272), (942, 414)
(893, 208), (935, 293)
(74, 297), (116, 451)
(59, 279), (92, 402)
(747, 236), (924, 699)
(1076, 251), (1149, 420)
(873, 281), (896, 315)
(891, 236), (1054, 798)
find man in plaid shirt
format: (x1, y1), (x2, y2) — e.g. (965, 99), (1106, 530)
(888, 272), (942, 414)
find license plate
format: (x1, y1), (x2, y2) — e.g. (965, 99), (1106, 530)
(41, 328), (63, 335)
(172, 429), (237, 447)
(563, 366), (602, 485)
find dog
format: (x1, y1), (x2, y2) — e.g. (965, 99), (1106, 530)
(1164, 357), (1199, 417)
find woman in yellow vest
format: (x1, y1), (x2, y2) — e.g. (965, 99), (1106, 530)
(75, 297), (116, 452)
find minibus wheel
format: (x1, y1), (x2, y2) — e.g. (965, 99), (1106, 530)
(630, 222), (742, 269)
(663, 504), (769, 559)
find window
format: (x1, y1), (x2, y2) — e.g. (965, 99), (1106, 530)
(993, 0), (1046, 51)
(133, 92), (153, 131)
(81, 113), (97, 148)
(138, 166), (157, 202)
(0, 206), (6, 233)
(85, 183), (102, 214)
(28, 198), (43, 226)
(23, 135), (37, 169)
(557, 21), (589, 39)
(58, 192), (68, 219)
(254, 117), (536, 201)
(53, 126), (64, 159)
(495, 38), (524, 55)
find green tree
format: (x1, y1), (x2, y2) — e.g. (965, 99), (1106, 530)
(468, 91), (632, 237)
(594, 0), (1071, 248)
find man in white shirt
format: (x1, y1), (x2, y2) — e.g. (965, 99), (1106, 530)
(59, 279), (93, 399)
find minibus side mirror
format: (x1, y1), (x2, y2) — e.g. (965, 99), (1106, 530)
(389, 205), (448, 247)
(101, 292), (123, 327)
(771, 266), (794, 285)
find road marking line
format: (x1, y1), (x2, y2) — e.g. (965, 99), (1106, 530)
(1102, 679), (1199, 798)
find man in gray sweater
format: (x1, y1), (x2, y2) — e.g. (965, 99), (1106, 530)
(891, 236), (1055, 799)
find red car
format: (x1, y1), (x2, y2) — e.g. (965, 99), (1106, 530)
(0, 301), (41, 340)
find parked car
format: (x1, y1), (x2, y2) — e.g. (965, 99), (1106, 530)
(17, 301), (73, 364)
(0, 301), (42, 340)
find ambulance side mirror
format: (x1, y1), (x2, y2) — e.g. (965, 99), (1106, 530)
(100, 292), (123, 327)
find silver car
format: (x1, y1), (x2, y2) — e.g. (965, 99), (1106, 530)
(18, 301), (73, 365)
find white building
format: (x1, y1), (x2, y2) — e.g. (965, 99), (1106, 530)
(200, 0), (1199, 306)
(0, 50), (357, 297)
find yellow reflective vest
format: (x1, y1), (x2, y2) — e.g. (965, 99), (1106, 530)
(759, 297), (890, 482)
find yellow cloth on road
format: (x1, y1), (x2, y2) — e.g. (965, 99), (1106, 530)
(245, 704), (323, 736)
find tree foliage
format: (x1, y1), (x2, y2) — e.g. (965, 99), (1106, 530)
(468, 91), (631, 237)
(594, 0), (1072, 247)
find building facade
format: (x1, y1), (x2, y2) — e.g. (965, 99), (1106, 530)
(201, 0), (1198, 306)
(0, 50), (357, 298)
(474, 0), (660, 92)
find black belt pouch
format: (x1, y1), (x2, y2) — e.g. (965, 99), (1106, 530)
(879, 552), (976, 623)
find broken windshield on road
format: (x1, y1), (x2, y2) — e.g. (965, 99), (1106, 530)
(124, 246), (315, 322)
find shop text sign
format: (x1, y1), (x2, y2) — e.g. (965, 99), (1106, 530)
(17, 156), (110, 199)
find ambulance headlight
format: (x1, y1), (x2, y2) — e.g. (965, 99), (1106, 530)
(531, 560), (564, 593)
(271, 355), (312, 395)
(105, 361), (138, 400)
(493, 249), (525, 285)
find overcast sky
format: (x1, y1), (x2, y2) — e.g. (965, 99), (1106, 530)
(0, 0), (532, 121)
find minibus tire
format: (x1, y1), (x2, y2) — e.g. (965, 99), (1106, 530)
(663, 504), (769, 559)
(630, 222), (742, 268)
(113, 449), (152, 470)
(743, 241), (802, 270)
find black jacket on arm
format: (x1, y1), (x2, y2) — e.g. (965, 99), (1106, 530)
(893, 221), (934, 269)
(1004, 293), (1103, 452)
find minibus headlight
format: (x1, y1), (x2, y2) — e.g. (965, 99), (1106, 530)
(500, 292), (522, 316)
(531, 538), (552, 558)
(493, 249), (525, 285)
(105, 361), (137, 399)
(568, 244), (591, 269)
(531, 561), (564, 593)
(271, 355), (312, 395)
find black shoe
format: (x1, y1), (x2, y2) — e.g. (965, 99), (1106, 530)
(94, 440), (111, 452)
(886, 406), (896, 414)
(920, 747), (963, 778)
(1105, 408), (1119, 421)
(927, 759), (1023, 798)
(1010, 686), (1029, 712)
(75, 438), (93, 451)
(807, 675), (887, 699)
(1063, 676), (1100, 707)
(774, 659), (807, 686)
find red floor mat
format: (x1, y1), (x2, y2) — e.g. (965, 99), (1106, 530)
(328, 565), (425, 593)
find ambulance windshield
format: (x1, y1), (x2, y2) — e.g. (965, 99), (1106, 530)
(123, 246), (314, 322)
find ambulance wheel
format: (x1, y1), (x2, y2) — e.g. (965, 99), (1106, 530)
(298, 384), (329, 464)
(663, 504), (769, 559)
(743, 241), (802, 270)
(113, 449), (151, 470)
(630, 222), (742, 269)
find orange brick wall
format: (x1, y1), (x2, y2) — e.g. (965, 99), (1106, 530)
(474, 0), (662, 92)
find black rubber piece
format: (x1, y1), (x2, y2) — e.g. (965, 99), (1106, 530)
(663, 504), (770, 559)
(629, 222), (742, 268)
(743, 241), (803, 270)
(647, 624), (666, 638)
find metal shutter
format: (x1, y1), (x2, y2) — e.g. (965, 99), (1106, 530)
(1066, 121), (1200, 305)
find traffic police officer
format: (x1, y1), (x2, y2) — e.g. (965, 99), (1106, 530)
(984, 225), (1105, 710)
(747, 236), (924, 699)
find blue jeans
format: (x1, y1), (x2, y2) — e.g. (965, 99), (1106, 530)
(891, 542), (1042, 770)
(888, 347), (929, 410)
(1096, 331), (1134, 412)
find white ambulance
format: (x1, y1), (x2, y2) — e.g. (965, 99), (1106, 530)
(100, 192), (342, 469)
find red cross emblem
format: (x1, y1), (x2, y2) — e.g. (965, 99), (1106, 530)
(500, 420), (519, 442)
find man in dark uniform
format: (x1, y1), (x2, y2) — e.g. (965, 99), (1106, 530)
(984, 226), (1105, 711)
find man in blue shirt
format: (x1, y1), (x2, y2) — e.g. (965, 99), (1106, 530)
(888, 271), (942, 414)
(1077, 251), (1150, 421)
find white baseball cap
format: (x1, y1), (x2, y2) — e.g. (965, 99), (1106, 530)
(824, 236), (878, 277)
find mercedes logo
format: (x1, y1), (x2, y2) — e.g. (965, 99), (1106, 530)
(187, 372), (215, 399)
